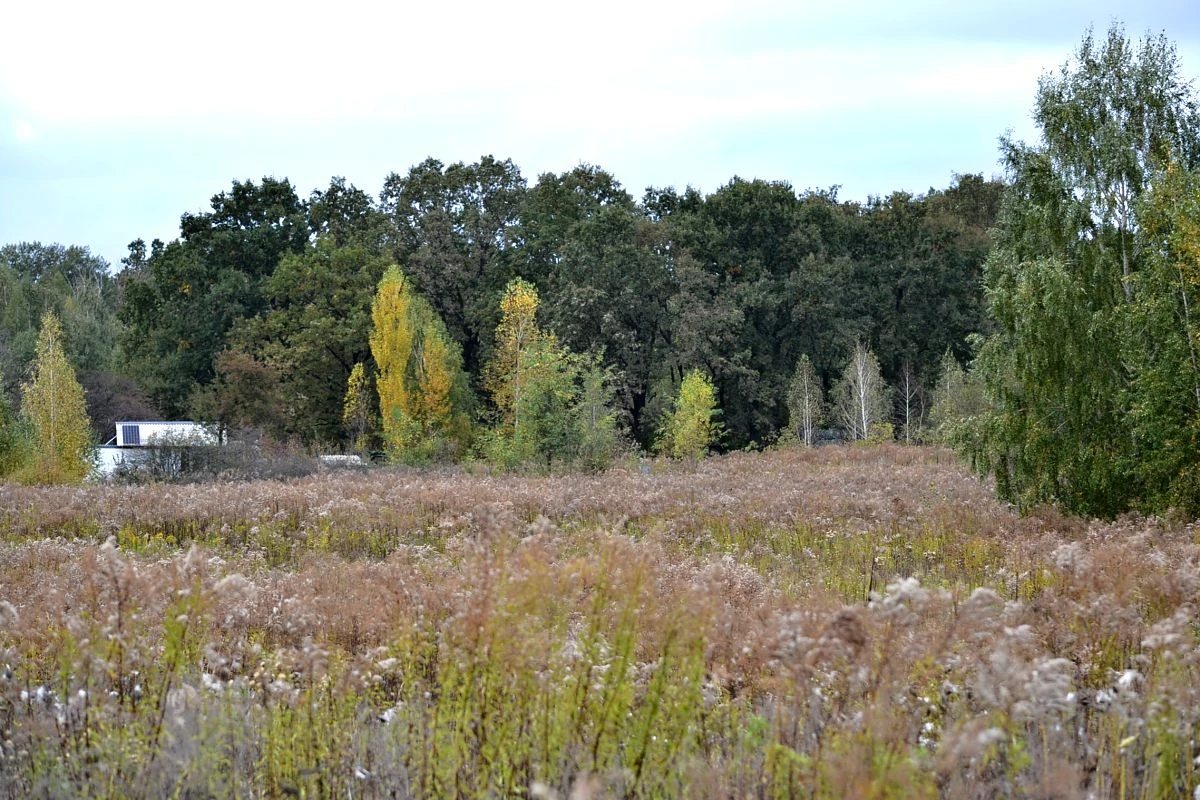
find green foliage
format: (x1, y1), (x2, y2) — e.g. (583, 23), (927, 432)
(482, 280), (622, 471)
(190, 349), (284, 438)
(786, 354), (824, 446)
(966, 25), (1200, 516)
(341, 362), (375, 455)
(658, 369), (720, 460)
(530, 171), (671, 445)
(0, 243), (119, 404)
(929, 348), (987, 446)
(509, 338), (583, 469)
(973, 255), (1128, 511)
(232, 238), (389, 444)
(572, 360), (622, 472)
(1124, 163), (1200, 513)
(92, 157), (1002, 460)
(0, 388), (32, 477)
(119, 178), (308, 417)
(647, 175), (1001, 449)
(18, 311), (93, 484)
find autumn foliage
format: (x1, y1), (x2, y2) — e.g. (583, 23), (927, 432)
(369, 266), (470, 461)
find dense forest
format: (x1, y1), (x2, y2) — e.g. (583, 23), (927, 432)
(0, 164), (1002, 451)
(5, 24), (1200, 522)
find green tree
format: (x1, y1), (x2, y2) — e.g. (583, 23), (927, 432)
(482, 278), (621, 470)
(1125, 163), (1200, 512)
(190, 349), (285, 440)
(307, 176), (387, 249)
(507, 338), (581, 469)
(658, 369), (720, 460)
(232, 239), (387, 444)
(342, 362), (375, 456)
(0, 243), (120, 401)
(528, 169), (671, 445)
(572, 360), (621, 472)
(968, 25), (1200, 515)
(929, 349), (986, 446)
(19, 312), (92, 483)
(0, 388), (30, 478)
(786, 354), (824, 446)
(119, 178), (308, 416)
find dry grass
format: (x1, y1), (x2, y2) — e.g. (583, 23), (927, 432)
(1, 445), (1198, 798)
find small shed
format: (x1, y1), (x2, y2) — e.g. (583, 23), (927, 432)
(93, 421), (220, 479)
(111, 421), (218, 447)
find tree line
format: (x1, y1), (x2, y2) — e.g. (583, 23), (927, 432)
(8, 22), (1198, 519)
(0, 153), (1002, 479)
(5, 21), (1198, 521)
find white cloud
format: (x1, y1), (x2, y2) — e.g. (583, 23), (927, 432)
(2, 0), (1195, 263)
(13, 119), (37, 142)
(0, 0), (1063, 133)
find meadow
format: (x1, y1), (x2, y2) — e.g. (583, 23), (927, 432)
(1, 445), (1198, 798)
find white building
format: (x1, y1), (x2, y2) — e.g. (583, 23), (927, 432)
(93, 421), (219, 479)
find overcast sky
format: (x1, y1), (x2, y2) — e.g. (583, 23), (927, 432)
(2, 0), (1198, 268)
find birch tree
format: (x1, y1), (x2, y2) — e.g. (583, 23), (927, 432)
(786, 354), (823, 447)
(896, 360), (923, 443)
(930, 349), (986, 444)
(20, 311), (92, 483)
(834, 343), (890, 442)
(1125, 163), (1200, 512)
(658, 369), (720, 460)
(970, 25), (1200, 515)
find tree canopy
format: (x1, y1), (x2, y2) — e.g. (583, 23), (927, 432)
(965, 23), (1200, 516)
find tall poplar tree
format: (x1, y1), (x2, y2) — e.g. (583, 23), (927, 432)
(341, 362), (375, 455)
(20, 311), (92, 483)
(369, 266), (470, 461)
(371, 266), (416, 447)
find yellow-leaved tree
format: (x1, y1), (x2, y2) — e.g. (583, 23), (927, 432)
(370, 267), (415, 448)
(482, 278), (623, 471)
(658, 369), (720, 461)
(483, 277), (543, 435)
(415, 319), (454, 428)
(369, 266), (470, 461)
(20, 311), (92, 483)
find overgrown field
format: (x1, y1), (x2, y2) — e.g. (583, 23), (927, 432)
(1, 446), (1198, 798)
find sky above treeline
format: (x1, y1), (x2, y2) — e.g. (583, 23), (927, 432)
(2, 0), (1198, 268)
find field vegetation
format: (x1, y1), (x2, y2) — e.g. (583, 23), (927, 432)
(3, 445), (1199, 798)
